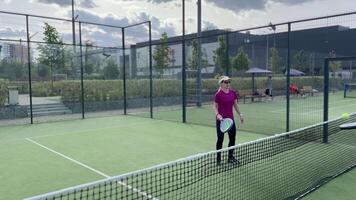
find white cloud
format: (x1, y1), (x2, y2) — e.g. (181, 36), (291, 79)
(0, 0), (12, 3)
(35, 0), (97, 8)
(0, 27), (26, 39)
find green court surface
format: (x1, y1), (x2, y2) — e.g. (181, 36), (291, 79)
(0, 115), (263, 200)
(134, 92), (356, 135)
(304, 168), (356, 200)
(1, 92), (356, 199)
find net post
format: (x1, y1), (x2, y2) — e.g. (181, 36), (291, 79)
(323, 58), (329, 143)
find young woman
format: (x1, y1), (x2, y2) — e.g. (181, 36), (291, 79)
(213, 76), (244, 165)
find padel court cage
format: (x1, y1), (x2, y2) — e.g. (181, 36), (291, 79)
(1, 9), (356, 136)
(22, 57), (356, 200)
(0, 10), (152, 124)
(323, 56), (356, 143)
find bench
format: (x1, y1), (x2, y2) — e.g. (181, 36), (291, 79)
(300, 86), (318, 96)
(238, 89), (267, 104)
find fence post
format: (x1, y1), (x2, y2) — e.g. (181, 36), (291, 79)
(323, 59), (329, 143)
(286, 22), (291, 132)
(122, 28), (127, 115)
(149, 21), (153, 118)
(26, 15), (33, 124)
(79, 22), (85, 119)
(182, 0), (186, 123)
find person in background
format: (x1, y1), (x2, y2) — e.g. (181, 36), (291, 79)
(265, 75), (273, 100)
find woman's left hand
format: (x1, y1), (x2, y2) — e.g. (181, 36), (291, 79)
(239, 115), (244, 124)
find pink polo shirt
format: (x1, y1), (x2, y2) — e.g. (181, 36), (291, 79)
(214, 89), (238, 119)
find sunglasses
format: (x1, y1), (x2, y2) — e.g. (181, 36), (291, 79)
(222, 81), (231, 84)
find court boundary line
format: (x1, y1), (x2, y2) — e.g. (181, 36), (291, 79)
(24, 113), (356, 200)
(0, 120), (158, 144)
(271, 102), (356, 115)
(25, 138), (158, 200)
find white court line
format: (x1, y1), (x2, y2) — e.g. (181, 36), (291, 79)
(273, 103), (356, 115)
(26, 138), (110, 178)
(271, 98), (356, 113)
(298, 103), (356, 115)
(25, 138), (157, 200)
(0, 121), (157, 144)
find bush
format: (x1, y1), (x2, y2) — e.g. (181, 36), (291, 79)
(4, 76), (328, 103)
(8, 81), (28, 94)
(0, 79), (9, 106)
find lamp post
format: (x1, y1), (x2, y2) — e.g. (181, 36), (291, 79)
(266, 32), (269, 70)
(266, 22), (276, 70)
(268, 22), (276, 47)
(27, 32), (38, 75)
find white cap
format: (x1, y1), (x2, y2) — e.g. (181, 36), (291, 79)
(218, 75), (231, 84)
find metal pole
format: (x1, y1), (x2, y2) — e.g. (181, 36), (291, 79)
(182, 0), (186, 123)
(26, 15), (33, 124)
(79, 22), (85, 119)
(225, 31), (229, 76)
(286, 23), (291, 132)
(323, 59), (329, 143)
(196, 0), (202, 107)
(266, 34), (269, 70)
(72, 0), (76, 46)
(122, 28), (127, 115)
(149, 21), (153, 118)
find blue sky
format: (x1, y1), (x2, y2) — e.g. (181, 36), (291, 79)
(0, 0), (355, 46)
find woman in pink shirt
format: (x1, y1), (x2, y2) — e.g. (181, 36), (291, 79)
(213, 76), (244, 165)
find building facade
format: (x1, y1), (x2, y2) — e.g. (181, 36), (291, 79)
(127, 25), (356, 78)
(0, 41), (28, 63)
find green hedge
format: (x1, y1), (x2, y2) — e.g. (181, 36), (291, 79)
(8, 81), (28, 94)
(0, 79), (9, 106)
(6, 76), (336, 103)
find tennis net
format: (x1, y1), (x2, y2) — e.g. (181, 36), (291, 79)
(26, 113), (356, 200)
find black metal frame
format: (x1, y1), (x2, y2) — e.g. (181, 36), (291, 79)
(1, 8), (356, 128)
(0, 10), (151, 123)
(182, 0), (186, 123)
(323, 56), (356, 143)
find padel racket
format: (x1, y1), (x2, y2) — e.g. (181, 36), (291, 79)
(220, 118), (234, 133)
(339, 122), (356, 130)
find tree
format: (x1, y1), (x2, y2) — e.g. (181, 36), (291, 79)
(328, 51), (342, 93)
(37, 63), (50, 78)
(188, 39), (208, 70)
(61, 46), (73, 75)
(270, 47), (282, 73)
(84, 41), (95, 74)
(329, 51), (342, 75)
(213, 36), (228, 74)
(293, 50), (308, 73)
(37, 23), (65, 89)
(103, 59), (119, 80)
(202, 48), (208, 67)
(0, 60), (25, 80)
(188, 39), (198, 70)
(231, 47), (249, 72)
(153, 32), (170, 75)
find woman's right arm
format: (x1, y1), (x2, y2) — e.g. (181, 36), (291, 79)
(213, 102), (222, 121)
